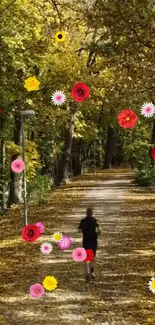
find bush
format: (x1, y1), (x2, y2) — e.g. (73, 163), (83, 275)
(135, 167), (155, 186)
(27, 174), (53, 204)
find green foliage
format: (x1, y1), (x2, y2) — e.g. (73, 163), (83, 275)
(26, 140), (42, 183)
(6, 140), (41, 183)
(27, 174), (52, 204)
(125, 140), (152, 168)
(134, 167), (155, 186)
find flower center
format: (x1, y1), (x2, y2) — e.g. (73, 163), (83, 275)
(152, 281), (155, 290)
(44, 246), (49, 250)
(28, 229), (34, 237)
(78, 253), (81, 256)
(56, 95), (62, 101)
(58, 34), (63, 39)
(35, 289), (39, 293)
(126, 117), (130, 121)
(146, 107), (151, 112)
(16, 164), (20, 168)
(77, 88), (84, 96)
(55, 234), (61, 240)
(29, 80), (35, 87)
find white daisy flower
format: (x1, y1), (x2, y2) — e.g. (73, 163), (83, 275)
(52, 232), (63, 242)
(148, 277), (155, 294)
(40, 242), (53, 255)
(50, 91), (66, 106)
(141, 102), (155, 118)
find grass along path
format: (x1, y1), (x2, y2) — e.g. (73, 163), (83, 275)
(0, 170), (155, 325)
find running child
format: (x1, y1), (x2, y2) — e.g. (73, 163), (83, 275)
(78, 207), (100, 282)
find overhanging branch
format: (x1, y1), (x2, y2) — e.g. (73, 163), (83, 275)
(0, 0), (17, 16)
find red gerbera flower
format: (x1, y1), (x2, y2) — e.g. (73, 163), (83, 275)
(118, 109), (138, 128)
(151, 146), (155, 160)
(22, 224), (40, 242)
(85, 249), (94, 262)
(71, 82), (90, 102)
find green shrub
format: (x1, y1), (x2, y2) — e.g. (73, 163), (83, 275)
(27, 174), (53, 204)
(135, 167), (155, 186)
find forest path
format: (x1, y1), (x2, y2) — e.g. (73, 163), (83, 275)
(1, 171), (154, 325)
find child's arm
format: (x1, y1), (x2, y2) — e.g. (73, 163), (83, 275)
(96, 220), (101, 236)
(77, 220), (82, 232)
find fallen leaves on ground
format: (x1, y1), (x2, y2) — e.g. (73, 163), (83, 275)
(0, 169), (155, 325)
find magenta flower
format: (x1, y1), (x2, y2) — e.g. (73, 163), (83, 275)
(11, 159), (25, 173)
(35, 222), (45, 234)
(57, 235), (72, 250)
(72, 247), (87, 262)
(30, 283), (45, 298)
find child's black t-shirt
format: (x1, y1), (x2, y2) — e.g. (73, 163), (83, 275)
(78, 216), (98, 242)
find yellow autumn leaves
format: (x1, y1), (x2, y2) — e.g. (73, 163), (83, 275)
(24, 31), (66, 92)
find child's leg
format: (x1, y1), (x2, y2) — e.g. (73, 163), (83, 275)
(84, 261), (91, 276)
(90, 259), (94, 273)
(90, 248), (96, 275)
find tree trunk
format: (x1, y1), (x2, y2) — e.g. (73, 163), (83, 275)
(103, 126), (114, 169)
(0, 139), (6, 212)
(72, 139), (83, 176)
(96, 139), (103, 167)
(72, 156), (82, 176)
(150, 121), (155, 168)
(8, 112), (23, 206)
(55, 105), (76, 185)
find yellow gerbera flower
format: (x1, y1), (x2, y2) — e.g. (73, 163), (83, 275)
(52, 232), (63, 242)
(42, 276), (58, 291)
(24, 76), (40, 92)
(55, 31), (66, 43)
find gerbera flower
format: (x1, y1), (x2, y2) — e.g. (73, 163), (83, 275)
(35, 222), (45, 234)
(22, 224), (40, 243)
(72, 247), (87, 262)
(55, 31), (66, 42)
(148, 277), (155, 294)
(11, 159), (25, 173)
(52, 232), (63, 242)
(57, 235), (72, 250)
(151, 146), (155, 160)
(141, 102), (155, 118)
(118, 109), (138, 128)
(71, 82), (90, 102)
(50, 91), (66, 106)
(85, 249), (94, 262)
(24, 76), (40, 92)
(42, 275), (58, 291)
(40, 242), (53, 255)
(30, 283), (45, 298)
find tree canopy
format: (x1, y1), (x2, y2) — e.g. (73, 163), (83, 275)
(1, 0), (155, 212)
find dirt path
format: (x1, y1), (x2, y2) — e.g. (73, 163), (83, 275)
(1, 173), (155, 325)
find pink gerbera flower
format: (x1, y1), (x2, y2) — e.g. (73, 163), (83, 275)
(35, 222), (45, 234)
(50, 91), (66, 106)
(141, 102), (155, 118)
(30, 283), (45, 298)
(72, 247), (87, 262)
(11, 159), (25, 173)
(57, 235), (72, 250)
(40, 242), (53, 255)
